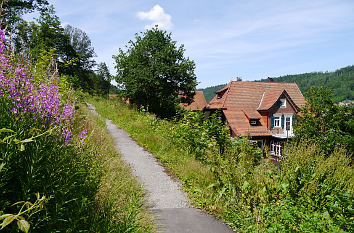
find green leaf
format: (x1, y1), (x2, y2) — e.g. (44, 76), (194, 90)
(17, 219), (30, 233)
(0, 163), (5, 172)
(242, 181), (250, 190)
(1, 215), (17, 229)
(0, 214), (12, 220)
(20, 144), (25, 151)
(20, 138), (34, 144)
(0, 128), (14, 134)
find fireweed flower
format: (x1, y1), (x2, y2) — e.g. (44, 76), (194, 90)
(77, 130), (87, 148)
(0, 28), (75, 146)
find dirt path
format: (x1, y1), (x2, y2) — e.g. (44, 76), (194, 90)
(87, 103), (234, 233)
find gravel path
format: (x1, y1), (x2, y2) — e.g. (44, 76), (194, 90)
(87, 103), (234, 233)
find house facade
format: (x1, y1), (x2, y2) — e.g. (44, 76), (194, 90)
(204, 81), (306, 158)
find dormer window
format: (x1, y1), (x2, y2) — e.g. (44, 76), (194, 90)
(250, 119), (260, 126)
(217, 93), (222, 99)
(279, 98), (286, 107)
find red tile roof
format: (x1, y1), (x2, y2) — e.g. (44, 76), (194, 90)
(257, 90), (284, 110)
(224, 110), (271, 136)
(180, 91), (207, 111)
(205, 81), (305, 136)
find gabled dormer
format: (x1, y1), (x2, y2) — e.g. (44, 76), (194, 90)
(257, 89), (299, 138)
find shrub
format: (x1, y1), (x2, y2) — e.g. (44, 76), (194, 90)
(0, 29), (100, 232)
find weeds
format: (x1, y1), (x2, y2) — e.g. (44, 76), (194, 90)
(1, 28), (152, 232)
(90, 96), (354, 232)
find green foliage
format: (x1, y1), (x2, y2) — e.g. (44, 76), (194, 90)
(0, 193), (48, 232)
(7, 5), (98, 93)
(90, 96), (353, 232)
(294, 87), (354, 155)
(198, 83), (226, 103)
(63, 24), (96, 70)
(114, 27), (197, 118)
(206, 142), (353, 232)
(258, 65), (354, 103)
(90, 62), (111, 96)
(171, 110), (232, 161)
(200, 65), (354, 104)
(78, 103), (154, 232)
(1, 0), (49, 28)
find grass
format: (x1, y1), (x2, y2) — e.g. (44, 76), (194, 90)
(76, 102), (154, 232)
(87, 96), (217, 211)
(88, 96), (354, 232)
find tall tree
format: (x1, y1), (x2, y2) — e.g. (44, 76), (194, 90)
(114, 27), (197, 118)
(90, 62), (111, 95)
(1, 0), (49, 29)
(294, 87), (354, 156)
(64, 24), (96, 70)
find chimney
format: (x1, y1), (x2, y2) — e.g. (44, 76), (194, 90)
(267, 77), (274, 82)
(236, 77), (242, 81)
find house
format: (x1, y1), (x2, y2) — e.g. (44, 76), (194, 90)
(179, 91), (207, 111)
(204, 81), (306, 158)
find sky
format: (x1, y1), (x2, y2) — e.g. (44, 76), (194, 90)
(32, 0), (354, 88)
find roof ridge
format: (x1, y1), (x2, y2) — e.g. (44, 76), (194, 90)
(222, 84), (231, 108)
(257, 91), (265, 110)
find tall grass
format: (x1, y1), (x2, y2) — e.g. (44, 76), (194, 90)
(0, 28), (153, 232)
(88, 96), (216, 208)
(90, 96), (354, 232)
(77, 102), (154, 232)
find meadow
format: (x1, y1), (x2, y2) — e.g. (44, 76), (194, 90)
(90, 96), (353, 232)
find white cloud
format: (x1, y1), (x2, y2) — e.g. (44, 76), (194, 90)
(136, 4), (173, 29)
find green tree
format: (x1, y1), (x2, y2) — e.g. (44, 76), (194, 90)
(1, 0), (49, 29)
(113, 27), (197, 118)
(294, 87), (354, 156)
(90, 62), (111, 96)
(63, 24), (96, 70)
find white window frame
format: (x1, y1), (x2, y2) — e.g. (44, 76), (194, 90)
(273, 115), (281, 128)
(270, 141), (275, 155)
(270, 141), (282, 157)
(276, 143), (282, 157)
(284, 114), (293, 134)
(279, 98), (286, 108)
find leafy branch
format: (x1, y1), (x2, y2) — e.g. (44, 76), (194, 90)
(0, 193), (49, 232)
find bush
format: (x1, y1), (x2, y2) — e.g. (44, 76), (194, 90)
(209, 142), (353, 232)
(89, 96), (353, 232)
(0, 29), (101, 232)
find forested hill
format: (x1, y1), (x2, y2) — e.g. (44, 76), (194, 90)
(258, 65), (354, 103)
(198, 84), (226, 103)
(199, 65), (354, 103)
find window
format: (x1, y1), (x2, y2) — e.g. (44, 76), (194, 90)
(270, 141), (275, 155)
(250, 119), (257, 126)
(270, 141), (282, 157)
(285, 116), (291, 130)
(276, 143), (282, 156)
(279, 98), (286, 107)
(274, 116), (280, 127)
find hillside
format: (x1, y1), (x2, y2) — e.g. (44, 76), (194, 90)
(199, 65), (354, 103)
(258, 65), (354, 103)
(198, 84), (226, 103)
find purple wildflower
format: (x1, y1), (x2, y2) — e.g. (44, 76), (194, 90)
(77, 130), (87, 148)
(0, 28), (75, 146)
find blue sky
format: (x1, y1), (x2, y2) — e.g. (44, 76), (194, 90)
(41, 0), (354, 88)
